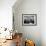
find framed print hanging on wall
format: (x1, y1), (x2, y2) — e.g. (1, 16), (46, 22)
(22, 14), (37, 26)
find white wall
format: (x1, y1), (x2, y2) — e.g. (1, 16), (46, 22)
(13, 0), (41, 46)
(0, 0), (16, 30)
(41, 0), (46, 46)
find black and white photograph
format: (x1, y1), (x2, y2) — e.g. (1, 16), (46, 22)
(22, 14), (37, 26)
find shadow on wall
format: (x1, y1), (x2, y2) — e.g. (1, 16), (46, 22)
(12, 0), (24, 10)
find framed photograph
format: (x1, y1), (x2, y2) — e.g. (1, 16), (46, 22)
(22, 14), (37, 26)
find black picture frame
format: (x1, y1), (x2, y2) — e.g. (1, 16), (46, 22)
(22, 14), (37, 26)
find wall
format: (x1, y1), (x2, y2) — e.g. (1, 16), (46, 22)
(0, 0), (16, 30)
(13, 0), (41, 46)
(41, 0), (46, 46)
